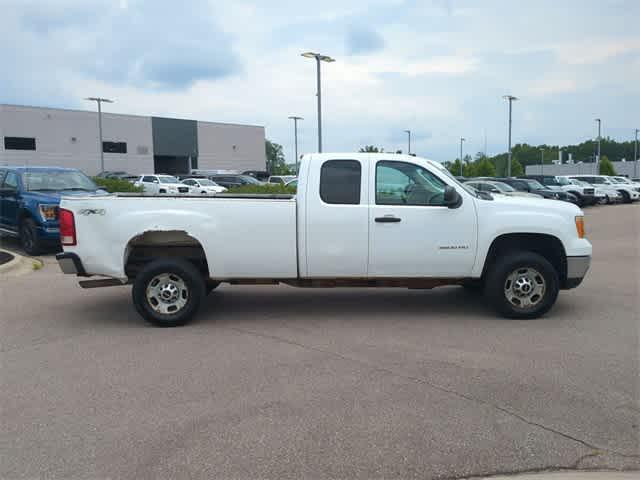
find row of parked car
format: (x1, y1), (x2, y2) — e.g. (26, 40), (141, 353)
(98, 170), (298, 194)
(461, 174), (640, 207)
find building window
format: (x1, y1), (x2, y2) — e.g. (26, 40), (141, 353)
(102, 141), (127, 154)
(4, 137), (36, 150)
(319, 160), (361, 205)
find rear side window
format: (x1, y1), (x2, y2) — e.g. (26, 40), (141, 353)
(320, 160), (361, 205)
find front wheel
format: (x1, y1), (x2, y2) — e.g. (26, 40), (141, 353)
(132, 258), (205, 327)
(20, 218), (43, 256)
(484, 251), (559, 319)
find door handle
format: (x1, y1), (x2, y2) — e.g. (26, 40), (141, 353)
(375, 215), (401, 223)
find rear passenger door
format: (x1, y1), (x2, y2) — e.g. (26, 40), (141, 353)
(305, 159), (369, 277)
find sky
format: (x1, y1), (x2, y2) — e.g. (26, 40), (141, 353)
(1, 0), (639, 163)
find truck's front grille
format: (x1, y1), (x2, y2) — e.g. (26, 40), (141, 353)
(584, 188), (594, 195)
(178, 187), (189, 193)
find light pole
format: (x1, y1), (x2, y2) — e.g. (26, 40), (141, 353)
(85, 97), (114, 173)
(503, 95), (518, 177)
(595, 118), (601, 174)
(634, 128), (638, 179)
(404, 130), (411, 155)
(540, 148), (545, 174)
(301, 52), (335, 153)
(288, 116), (303, 174)
(459, 137), (465, 177)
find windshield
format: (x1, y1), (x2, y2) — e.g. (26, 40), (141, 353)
(431, 162), (479, 196)
(556, 176), (571, 185)
(158, 176), (180, 184)
(24, 171), (98, 191)
(239, 175), (262, 184)
(491, 182), (516, 192)
(526, 180), (545, 190)
(198, 179), (217, 186)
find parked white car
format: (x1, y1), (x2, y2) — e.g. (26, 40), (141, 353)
(567, 175), (639, 203)
(267, 175), (296, 185)
(134, 175), (192, 194)
(610, 176), (640, 192)
(57, 153), (591, 327)
(464, 180), (543, 199)
(181, 178), (227, 194)
(566, 178), (612, 204)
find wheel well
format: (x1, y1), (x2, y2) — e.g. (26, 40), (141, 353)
(124, 230), (209, 279)
(18, 209), (35, 224)
(482, 233), (567, 283)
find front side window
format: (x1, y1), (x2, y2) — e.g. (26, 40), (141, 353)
(320, 160), (361, 205)
(376, 161), (446, 206)
(142, 176), (156, 182)
(158, 176), (179, 184)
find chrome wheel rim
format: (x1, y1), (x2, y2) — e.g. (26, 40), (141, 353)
(504, 267), (546, 310)
(146, 273), (189, 315)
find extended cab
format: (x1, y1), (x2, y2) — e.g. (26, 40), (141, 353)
(0, 166), (104, 255)
(56, 154), (592, 326)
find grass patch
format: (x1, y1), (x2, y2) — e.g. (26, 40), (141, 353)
(93, 177), (143, 193)
(226, 184), (296, 195)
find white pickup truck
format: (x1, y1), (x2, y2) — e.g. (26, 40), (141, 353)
(56, 153), (592, 327)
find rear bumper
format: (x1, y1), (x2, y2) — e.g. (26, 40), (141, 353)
(563, 255), (591, 289)
(56, 252), (88, 276)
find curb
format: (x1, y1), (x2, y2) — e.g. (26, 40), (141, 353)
(0, 249), (43, 277)
(470, 471), (639, 479)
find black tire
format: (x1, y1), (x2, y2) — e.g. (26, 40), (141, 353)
(570, 192), (584, 207)
(461, 279), (484, 294)
(620, 191), (631, 204)
(484, 251), (559, 319)
(19, 218), (43, 256)
(132, 258), (205, 327)
(205, 280), (221, 295)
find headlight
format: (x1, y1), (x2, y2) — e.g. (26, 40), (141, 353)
(39, 204), (58, 221)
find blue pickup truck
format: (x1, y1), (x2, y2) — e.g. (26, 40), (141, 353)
(0, 166), (105, 255)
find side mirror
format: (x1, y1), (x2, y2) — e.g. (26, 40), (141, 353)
(152, 179), (159, 184)
(444, 186), (462, 209)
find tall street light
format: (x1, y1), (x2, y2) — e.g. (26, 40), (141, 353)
(404, 130), (411, 155)
(595, 118), (602, 174)
(85, 97), (114, 173)
(301, 52), (335, 153)
(503, 95), (518, 177)
(540, 148), (545, 174)
(634, 128), (639, 179)
(288, 116), (303, 174)
(459, 137), (465, 177)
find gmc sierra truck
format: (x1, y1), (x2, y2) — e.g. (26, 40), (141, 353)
(56, 153), (592, 327)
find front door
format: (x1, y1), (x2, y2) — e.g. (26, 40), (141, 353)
(0, 171), (20, 230)
(368, 160), (477, 277)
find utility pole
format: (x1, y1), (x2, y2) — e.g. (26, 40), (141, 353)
(288, 116), (303, 174)
(540, 148), (545, 175)
(301, 52), (335, 153)
(85, 97), (114, 173)
(634, 128), (638, 179)
(595, 118), (601, 174)
(459, 137), (465, 177)
(404, 130), (411, 155)
(503, 95), (518, 177)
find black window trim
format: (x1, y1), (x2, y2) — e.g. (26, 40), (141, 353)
(375, 159), (448, 207)
(319, 159), (362, 205)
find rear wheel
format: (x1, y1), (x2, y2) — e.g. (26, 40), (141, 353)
(484, 251), (559, 319)
(620, 191), (631, 204)
(19, 218), (43, 256)
(132, 258), (205, 327)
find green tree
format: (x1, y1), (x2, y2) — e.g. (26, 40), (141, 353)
(446, 159), (464, 176)
(359, 145), (383, 153)
(599, 155), (616, 175)
(265, 140), (286, 174)
(511, 157), (524, 176)
(474, 157), (496, 177)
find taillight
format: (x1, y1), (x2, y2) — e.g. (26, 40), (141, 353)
(59, 208), (76, 246)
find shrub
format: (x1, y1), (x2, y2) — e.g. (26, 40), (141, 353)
(226, 184), (296, 194)
(93, 177), (143, 193)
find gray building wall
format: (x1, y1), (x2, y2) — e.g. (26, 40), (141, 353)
(197, 121), (266, 172)
(1, 104), (267, 176)
(0, 104), (154, 175)
(525, 161), (640, 177)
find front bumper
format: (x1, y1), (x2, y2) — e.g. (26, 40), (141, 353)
(563, 255), (591, 289)
(56, 252), (88, 276)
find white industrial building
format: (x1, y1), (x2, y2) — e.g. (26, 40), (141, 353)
(0, 104), (267, 176)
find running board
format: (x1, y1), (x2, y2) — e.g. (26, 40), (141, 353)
(78, 279), (128, 289)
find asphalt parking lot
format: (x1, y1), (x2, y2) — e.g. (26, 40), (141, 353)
(1, 204), (638, 479)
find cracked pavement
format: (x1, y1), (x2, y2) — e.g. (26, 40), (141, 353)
(1, 204), (639, 479)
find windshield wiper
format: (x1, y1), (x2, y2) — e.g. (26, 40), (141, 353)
(28, 188), (58, 192)
(61, 187), (95, 191)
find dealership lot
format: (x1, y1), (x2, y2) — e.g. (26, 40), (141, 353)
(1, 205), (638, 479)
